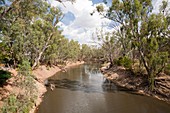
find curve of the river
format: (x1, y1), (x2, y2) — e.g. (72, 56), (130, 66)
(36, 64), (170, 113)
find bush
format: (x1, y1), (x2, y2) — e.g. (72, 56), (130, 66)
(1, 75), (37, 113)
(0, 70), (11, 85)
(114, 56), (132, 68)
(1, 94), (35, 113)
(1, 95), (18, 113)
(165, 64), (170, 75)
(18, 60), (32, 76)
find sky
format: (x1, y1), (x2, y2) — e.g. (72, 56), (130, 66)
(50, 0), (169, 45)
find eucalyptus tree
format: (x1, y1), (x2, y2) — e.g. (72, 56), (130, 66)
(95, 29), (119, 67)
(67, 40), (81, 61)
(30, 5), (63, 69)
(81, 44), (92, 60)
(103, 0), (170, 90)
(56, 38), (70, 61)
(0, 0), (64, 69)
(0, 0), (47, 67)
(0, 0), (76, 19)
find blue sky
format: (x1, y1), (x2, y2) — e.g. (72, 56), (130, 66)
(60, 11), (75, 25)
(91, 0), (112, 6)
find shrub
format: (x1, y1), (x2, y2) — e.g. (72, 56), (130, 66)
(0, 70), (11, 85)
(1, 95), (18, 113)
(1, 59), (37, 113)
(165, 64), (170, 75)
(114, 56), (132, 68)
(18, 60), (32, 76)
(1, 94), (35, 113)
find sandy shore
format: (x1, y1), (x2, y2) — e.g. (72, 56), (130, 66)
(30, 61), (84, 113)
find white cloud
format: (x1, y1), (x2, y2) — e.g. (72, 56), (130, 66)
(152, 0), (162, 13)
(152, 0), (170, 13)
(51, 0), (112, 45)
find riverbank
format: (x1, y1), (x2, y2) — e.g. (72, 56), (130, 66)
(0, 61), (84, 113)
(101, 65), (170, 104)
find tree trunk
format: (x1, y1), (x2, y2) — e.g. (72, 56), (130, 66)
(109, 53), (113, 67)
(32, 33), (54, 70)
(138, 48), (156, 90)
(32, 51), (43, 70)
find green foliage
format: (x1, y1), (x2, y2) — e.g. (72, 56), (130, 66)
(1, 71), (37, 113)
(81, 44), (92, 60)
(115, 56), (132, 68)
(1, 93), (35, 113)
(0, 70), (11, 85)
(105, 0), (170, 90)
(165, 64), (170, 75)
(0, 0), (84, 69)
(67, 40), (81, 60)
(95, 29), (118, 65)
(1, 95), (18, 113)
(18, 60), (32, 76)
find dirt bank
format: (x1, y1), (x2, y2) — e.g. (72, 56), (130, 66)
(0, 61), (84, 113)
(101, 65), (170, 104)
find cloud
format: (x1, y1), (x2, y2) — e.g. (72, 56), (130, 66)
(152, 0), (162, 13)
(152, 0), (170, 13)
(51, 0), (112, 45)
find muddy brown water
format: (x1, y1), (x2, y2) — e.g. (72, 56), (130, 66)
(36, 64), (170, 113)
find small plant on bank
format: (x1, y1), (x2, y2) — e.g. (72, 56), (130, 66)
(1, 95), (18, 113)
(165, 64), (170, 75)
(1, 93), (36, 113)
(114, 56), (132, 69)
(18, 60), (32, 76)
(0, 70), (11, 86)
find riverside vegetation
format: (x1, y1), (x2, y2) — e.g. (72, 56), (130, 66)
(0, 0), (99, 112)
(0, 0), (170, 112)
(96, 0), (170, 103)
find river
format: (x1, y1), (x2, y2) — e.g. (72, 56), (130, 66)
(36, 64), (170, 113)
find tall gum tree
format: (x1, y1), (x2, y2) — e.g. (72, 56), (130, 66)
(99, 0), (170, 90)
(0, 0), (63, 69)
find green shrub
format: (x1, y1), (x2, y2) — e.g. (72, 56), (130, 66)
(18, 60), (32, 76)
(1, 95), (18, 113)
(114, 56), (132, 68)
(1, 75), (37, 113)
(0, 70), (11, 85)
(165, 64), (170, 75)
(1, 94), (35, 113)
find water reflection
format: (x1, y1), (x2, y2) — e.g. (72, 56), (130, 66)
(46, 64), (121, 93)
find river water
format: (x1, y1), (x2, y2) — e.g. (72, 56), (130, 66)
(36, 64), (170, 113)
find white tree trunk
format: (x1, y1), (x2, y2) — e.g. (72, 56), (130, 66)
(32, 33), (53, 69)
